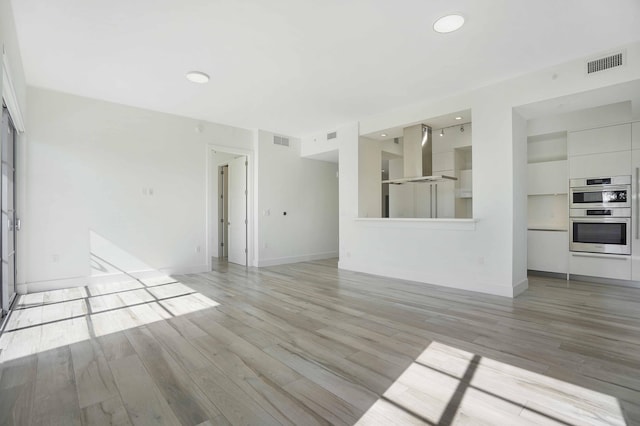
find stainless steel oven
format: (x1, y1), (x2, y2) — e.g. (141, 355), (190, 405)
(569, 208), (631, 255)
(569, 175), (631, 209)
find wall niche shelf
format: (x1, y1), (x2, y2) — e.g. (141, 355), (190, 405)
(527, 131), (568, 164)
(527, 130), (569, 273)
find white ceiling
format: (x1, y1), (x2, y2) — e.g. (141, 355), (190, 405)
(11, 0), (640, 137)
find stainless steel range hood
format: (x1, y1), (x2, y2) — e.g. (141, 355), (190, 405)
(382, 124), (457, 185)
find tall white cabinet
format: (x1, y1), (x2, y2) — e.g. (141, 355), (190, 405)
(632, 123), (640, 281)
(566, 123), (632, 280)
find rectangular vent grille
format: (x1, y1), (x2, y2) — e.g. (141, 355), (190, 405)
(327, 131), (337, 140)
(393, 137), (400, 144)
(587, 52), (624, 74)
(273, 135), (290, 147)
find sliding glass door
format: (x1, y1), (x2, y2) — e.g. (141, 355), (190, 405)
(1, 104), (17, 317)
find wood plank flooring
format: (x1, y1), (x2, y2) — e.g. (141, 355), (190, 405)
(1, 259), (640, 425)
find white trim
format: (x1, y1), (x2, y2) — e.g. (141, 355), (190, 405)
(339, 259), (517, 298)
(354, 217), (477, 231)
(257, 251), (338, 267)
(513, 278), (529, 297)
(206, 143), (255, 269)
(2, 54), (25, 132)
(23, 264), (210, 293)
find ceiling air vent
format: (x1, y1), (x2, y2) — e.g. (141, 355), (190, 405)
(586, 51), (624, 75)
(273, 135), (290, 147)
(327, 131), (337, 140)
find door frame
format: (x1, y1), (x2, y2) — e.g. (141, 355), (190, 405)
(206, 144), (254, 269)
(2, 54), (26, 299)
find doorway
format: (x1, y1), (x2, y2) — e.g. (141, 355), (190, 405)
(1, 104), (17, 318)
(212, 150), (248, 267)
(226, 156), (247, 266)
(218, 165), (229, 260)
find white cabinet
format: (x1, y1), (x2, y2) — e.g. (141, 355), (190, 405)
(570, 252), (631, 281)
(527, 160), (567, 195)
(568, 123), (632, 178)
(432, 152), (454, 173)
(458, 169), (472, 197)
(528, 230), (568, 273)
(569, 150), (631, 178)
(435, 179), (455, 218)
(632, 149), (640, 281)
(568, 124), (631, 156)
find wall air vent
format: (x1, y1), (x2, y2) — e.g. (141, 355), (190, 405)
(394, 137), (400, 144)
(273, 135), (290, 147)
(586, 51), (625, 74)
(327, 131), (337, 140)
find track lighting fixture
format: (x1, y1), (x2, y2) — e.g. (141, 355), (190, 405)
(440, 129), (444, 137)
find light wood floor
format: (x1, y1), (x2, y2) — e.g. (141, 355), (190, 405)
(1, 259), (640, 425)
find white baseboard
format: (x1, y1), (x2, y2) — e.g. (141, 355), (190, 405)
(258, 252), (338, 267)
(339, 259), (518, 298)
(25, 276), (89, 293)
(16, 283), (28, 295)
(513, 278), (529, 297)
(24, 264), (210, 294)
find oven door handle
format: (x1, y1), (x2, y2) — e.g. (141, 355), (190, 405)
(571, 253), (629, 260)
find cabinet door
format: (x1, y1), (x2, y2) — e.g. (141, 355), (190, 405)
(570, 252), (631, 280)
(632, 150), (640, 280)
(569, 150), (631, 178)
(568, 123), (631, 157)
(432, 152), (454, 173)
(528, 230), (568, 273)
(633, 122), (640, 151)
(528, 160), (567, 195)
(435, 180), (455, 218)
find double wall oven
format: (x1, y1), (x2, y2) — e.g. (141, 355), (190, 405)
(569, 176), (631, 255)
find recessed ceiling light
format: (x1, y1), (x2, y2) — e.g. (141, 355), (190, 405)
(455, 116), (462, 120)
(433, 14), (465, 33)
(186, 71), (210, 84)
(380, 133), (388, 137)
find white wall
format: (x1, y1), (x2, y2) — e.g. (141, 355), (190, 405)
(512, 111), (528, 291)
(337, 42), (640, 298)
(301, 131), (339, 159)
(256, 130), (339, 266)
(25, 87), (253, 291)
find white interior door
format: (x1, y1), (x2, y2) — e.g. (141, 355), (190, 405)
(227, 156), (247, 266)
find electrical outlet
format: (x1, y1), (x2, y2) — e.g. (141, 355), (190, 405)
(195, 246), (201, 253)
(52, 254), (59, 263)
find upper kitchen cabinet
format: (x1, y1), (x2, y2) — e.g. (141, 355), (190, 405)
(568, 123), (631, 156)
(568, 123), (632, 178)
(633, 121), (640, 151)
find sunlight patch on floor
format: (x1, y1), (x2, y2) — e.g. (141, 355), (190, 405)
(0, 281), (219, 363)
(357, 341), (625, 426)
